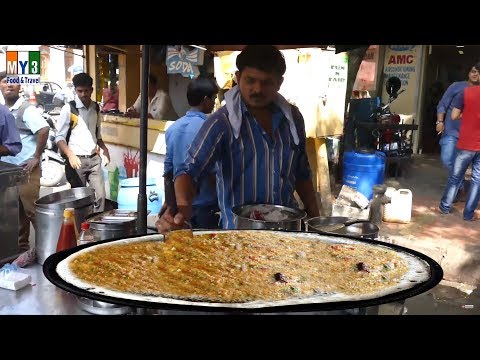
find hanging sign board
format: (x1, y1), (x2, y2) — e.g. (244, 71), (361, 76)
(166, 46), (204, 79)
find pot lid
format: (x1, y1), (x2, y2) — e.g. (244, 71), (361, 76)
(35, 187), (95, 209)
(86, 209), (138, 230)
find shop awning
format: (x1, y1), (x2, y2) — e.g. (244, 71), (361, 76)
(206, 45), (368, 53)
(206, 45), (329, 52)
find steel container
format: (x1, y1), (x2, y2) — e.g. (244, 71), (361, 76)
(0, 161), (28, 263)
(35, 187), (95, 264)
(85, 210), (138, 241)
(232, 204), (306, 231)
(305, 216), (379, 241)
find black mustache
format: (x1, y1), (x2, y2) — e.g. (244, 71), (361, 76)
(250, 94), (264, 99)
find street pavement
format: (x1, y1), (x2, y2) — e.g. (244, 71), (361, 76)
(378, 154), (480, 287)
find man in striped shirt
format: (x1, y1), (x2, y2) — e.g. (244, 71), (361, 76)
(156, 45), (320, 232)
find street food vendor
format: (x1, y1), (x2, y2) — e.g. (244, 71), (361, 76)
(156, 45), (319, 233)
(125, 74), (177, 120)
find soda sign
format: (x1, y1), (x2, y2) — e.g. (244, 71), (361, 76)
(5, 51), (41, 84)
(166, 46), (203, 78)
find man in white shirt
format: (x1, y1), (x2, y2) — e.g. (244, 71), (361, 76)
(0, 71), (49, 253)
(55, 72), (110, 212)
(126, 74), (178, 120)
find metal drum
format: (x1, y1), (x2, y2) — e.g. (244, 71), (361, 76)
(35, 187), (95, 265)
(232, 204), (306, 230)
(0, 161), (28, 264)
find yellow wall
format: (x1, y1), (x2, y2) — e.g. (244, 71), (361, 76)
(101, 115), (174, 155)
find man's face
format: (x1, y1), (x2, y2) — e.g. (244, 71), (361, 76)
(205, 93), (217, 114)
(236, 67), (283, 109)
(468, 67), (480, 84)
(0, 77), (20, 101)
(75, 85), (93, 103)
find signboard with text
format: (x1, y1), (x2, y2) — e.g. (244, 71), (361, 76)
(166, 46), (204, 79)
(382, 45), (424, 129)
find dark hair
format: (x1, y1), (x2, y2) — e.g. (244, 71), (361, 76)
(0, 71), (6, 81)
(187, 77), (218, 106)
(72, 72), (93, 88)
(236, 45), (286, 77)
(473, 62), (480, 72)
(149, 74), (158, 86)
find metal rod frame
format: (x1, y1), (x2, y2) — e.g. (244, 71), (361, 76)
(136, 45), (150, 234)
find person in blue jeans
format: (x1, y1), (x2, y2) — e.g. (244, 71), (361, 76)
(439, 78), (480, 221)
(437, 64), (480, 197)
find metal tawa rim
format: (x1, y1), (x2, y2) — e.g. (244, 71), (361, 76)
(43, 230), (444, 313)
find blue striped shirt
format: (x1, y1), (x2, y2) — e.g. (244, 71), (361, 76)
(176, 102), (312, 229)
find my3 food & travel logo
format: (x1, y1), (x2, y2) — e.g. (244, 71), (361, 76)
(5, 50), (41, 85)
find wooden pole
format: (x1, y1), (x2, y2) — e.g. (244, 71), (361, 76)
(315, 137), (333, 216)
(86, 45), (97, 101)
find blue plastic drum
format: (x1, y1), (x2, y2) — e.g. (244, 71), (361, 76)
(343, 150), (386, 200)
(117, 177), (162, 215)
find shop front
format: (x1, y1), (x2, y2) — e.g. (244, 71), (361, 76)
(91, 45), (351, 216)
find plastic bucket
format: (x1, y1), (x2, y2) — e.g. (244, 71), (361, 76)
(343, 150), (386, 200)
(117, 177), (162, 215)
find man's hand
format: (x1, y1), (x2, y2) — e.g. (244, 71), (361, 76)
(436, 122), (444, 135)
(155, 206), (187, 234)
(23, 156), (40, 173)
(68, 154), (82, 169)
(102, 148), (111, 166)
(126, 107), (140, 118)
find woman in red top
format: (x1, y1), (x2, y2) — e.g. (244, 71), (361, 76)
(101, 83), (119, 112)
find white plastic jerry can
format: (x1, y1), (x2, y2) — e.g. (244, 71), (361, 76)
(383, 188), (412, 224)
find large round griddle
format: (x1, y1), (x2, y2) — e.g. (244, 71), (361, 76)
(43, 230), (443, 313)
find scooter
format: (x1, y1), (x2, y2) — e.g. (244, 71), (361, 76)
(40, 111), (65, 187)
(370, 76), (412, 157)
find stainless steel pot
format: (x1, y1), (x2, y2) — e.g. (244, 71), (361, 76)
(232, 204), (306, 230)
(305, 216), (379, 241)
(35, 187), (95, 265)
(85, 210), (137, 241)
